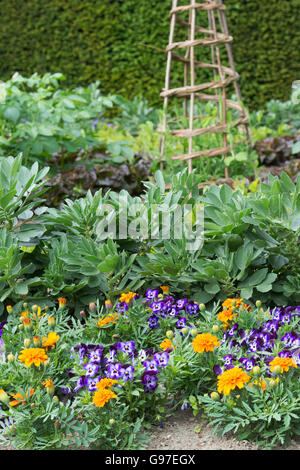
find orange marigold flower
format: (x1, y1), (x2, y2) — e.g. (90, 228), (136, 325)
(119, 291), (137, 304)
(160, 338), (173, 351)
(217, 309), (236, 324)
(160, 286), (169, 294)
(97, 312), (118, 328)
(58, 297), (67, 308)
(217, 367), (250, 396)
(18, 348), (48, 367)
(269, 357), (297, 373)
(9, 388), (34, 407)
(41, 378), (54, 388)
(192, 333), (220, 354)
(96, 378), (118, 390)
(93, 388), (117, 408)
(42, 332), (60, 350)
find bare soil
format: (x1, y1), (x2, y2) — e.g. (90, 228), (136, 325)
(146, 408), (300, 451)
(1, 408), (299, 451)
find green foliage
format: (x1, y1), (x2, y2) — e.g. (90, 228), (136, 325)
(0, 72), (113, 164)
(0, 1), (298, 110)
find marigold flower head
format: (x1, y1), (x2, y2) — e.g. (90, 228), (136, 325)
(269, 357), (297, 373)
(217, 367), (250, 396)
(192, 333), (220, 354)
(160, 286), (169, 295)
(19, 348), (49, 367)
(41, 378), (54, 388)
(42, 332), (60, 350)
(222, 298), (244, 309)
(97, 312), (118, 328)
(119, 291), (137, 304)
(93, 388), (117, 407)
(96, 378), (118, 390)
(218, 308), (236, 324)
(160, 338), (173, 351)
(58, 297), (67, 308)
(9, 388), (34, 407)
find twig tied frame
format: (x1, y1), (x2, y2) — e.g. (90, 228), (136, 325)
(159, 0), (251, 178)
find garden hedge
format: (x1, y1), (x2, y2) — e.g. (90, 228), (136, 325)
(0, 0), (299, 110)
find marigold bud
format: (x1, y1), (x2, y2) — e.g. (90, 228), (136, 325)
(252, 366), (261, 376)
(53, 395), (59, 403)
(212, 325), (219, 333)
(54, 420), (60, 429)
(182, 327), (189, 336)
(104, 300), (112, 311)
(23, 303), (28, 309)
(31, 304), (39, 313)
(268, 378), (277, 388)
(89, 302), (97, 313)
(191, 328), (198, 337)
(255, 300), (261, 308)
(33, 335), (41, 346)
(273, 365), (282, 375)
(48, 317), (55, 328)
(112, 334), (120, 339)
(210, 392), (220, 401)
(18, 323), (24, 331)
(0, 389), (9, 404)
(46, 384), (55, 396)
(109, 419), (115, 425)
(80, 310), (86, 318)
(24, 338), (31, 347)
(6, 305), (13, 314)
(199, 303), (206, 311)
(166, 330), (174, 339)
(7, 353), (15, 363)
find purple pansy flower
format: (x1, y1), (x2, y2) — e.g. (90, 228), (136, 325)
(153, 351), (169, 367)
(146, 289), (159, 301)
(147, 315), (159, 328)
(176, 317), (187, 329)
(107, 363), (122, 379)
(83, 362), (99, 377)
(84, 376), (102, 391)
(120, 365), (135, 382)
(143, 359), (159, 373)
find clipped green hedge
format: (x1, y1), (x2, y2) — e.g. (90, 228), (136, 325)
(0, 0), (299, 110)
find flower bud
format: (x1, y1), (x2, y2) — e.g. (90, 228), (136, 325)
(33, 335), (41, 347)
(182, 327), (189, 336)
(255, 300), (261, 308)
(58, 297), (67, 309)
(18, 323), (24, 331)
(54, 420), (60, 429)
(104, 300), (112, 311)
(268, 378), (277, 388)
(89, 302), (97, 313)
(24, 338), (31, 347)
(53, 395), (59, 403)
(210, 392), (220, 401)
(166, 330), (174, 339)
(22, 317), (32, 331)
(31, 304), (39, 313)
(0, 389), (9, 404)
(23, 302), (28, 309)
(109, 419), (115, 425)
(46, 384), (55, 396)
(112, 334), (120, 339)
(252, 366), (261, 376)
(48, 316), (55, 328)
(212, 324), (219, 333)
(273, 365), (282, 375)
(6, 305), (13, 314)
(80, 310), (86, 318)
(191, 328), (198, 337)
(199, 303), (206, 311)
(7, 353), (15, 363)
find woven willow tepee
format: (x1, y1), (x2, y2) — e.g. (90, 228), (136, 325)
(159, 0), (250, 178)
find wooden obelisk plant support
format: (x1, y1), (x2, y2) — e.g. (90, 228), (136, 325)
(159, 0), (251, 178)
